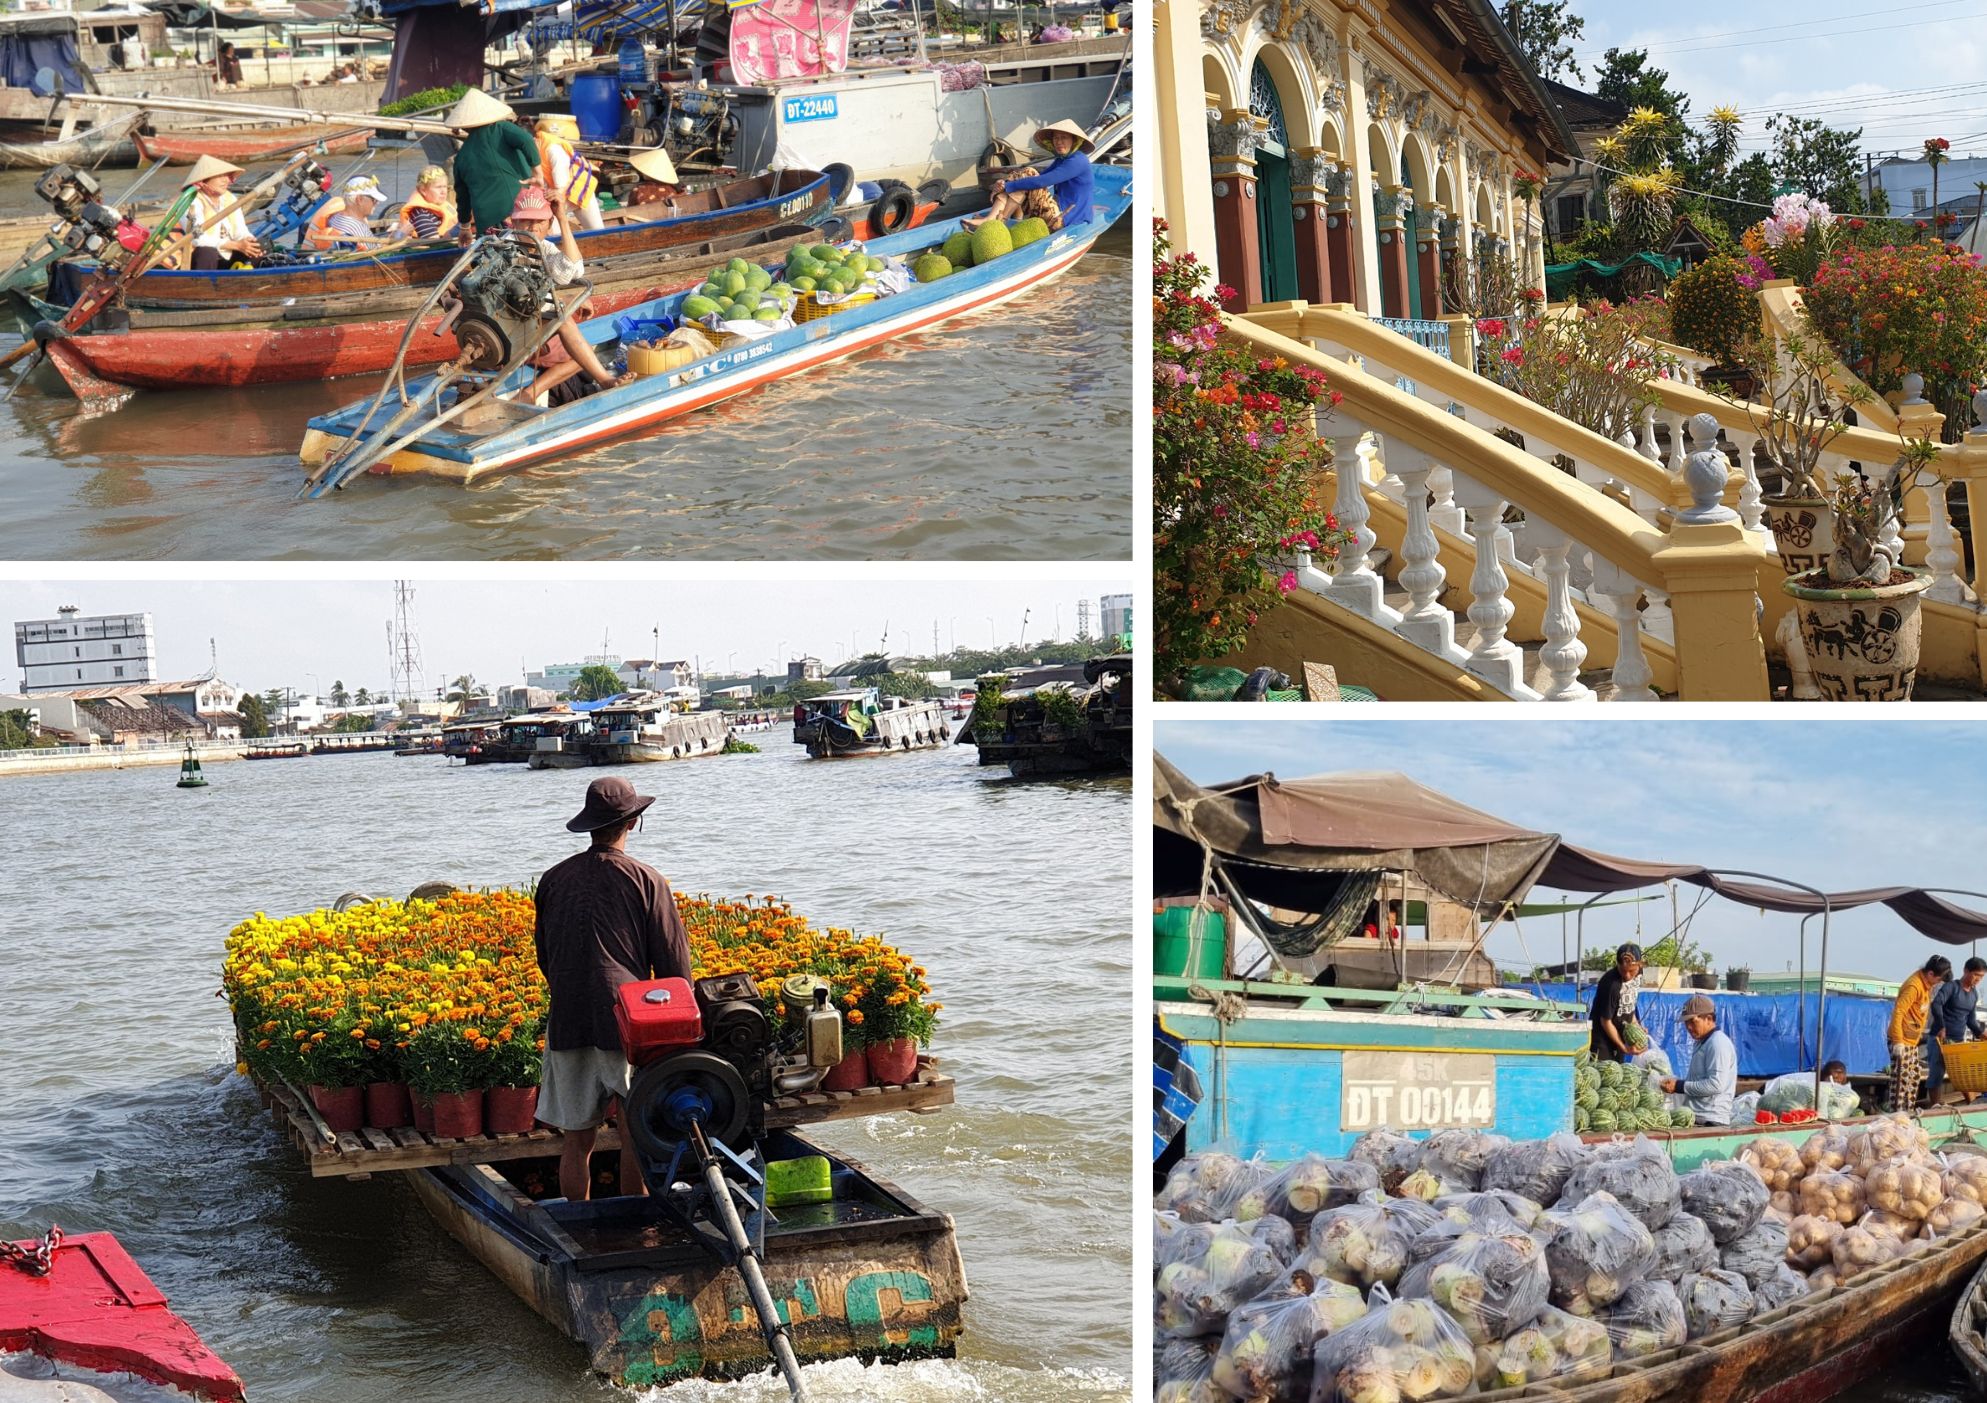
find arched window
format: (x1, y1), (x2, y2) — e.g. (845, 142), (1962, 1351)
(1247, 57), (1297, 301)
(1248, 59), (1289, 154)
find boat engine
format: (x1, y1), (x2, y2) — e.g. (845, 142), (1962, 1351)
(32, 165), (124, 263)
(443, 232), (561, 372)
(262, 158), (334, 237)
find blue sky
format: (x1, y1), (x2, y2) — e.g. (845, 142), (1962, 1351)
(1156, 719), (1987, 978)
(1576, 1), (1987, 162)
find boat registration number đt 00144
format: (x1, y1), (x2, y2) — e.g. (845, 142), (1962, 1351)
(1339, 1051), (1496, 1132)
(782, 94), (839, 123)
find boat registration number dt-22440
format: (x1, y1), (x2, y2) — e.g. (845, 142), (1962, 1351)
(782, 94), (839, 123)
(1339, 1052), (1496, 1132)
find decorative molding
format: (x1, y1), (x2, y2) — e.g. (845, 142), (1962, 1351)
(1373, 186), (1409, 221)
(1200, 0), (1255, 42)
(1465, 139), (1497, 181)
(1208, 110), (1267, 161)
(1323, 165), (1353, 202)
(1427, 121), (1459, 167)
(1363, 60), (1404, 121)
(1399, 88), (1431, 136)
(1290, 148), (1336, 187)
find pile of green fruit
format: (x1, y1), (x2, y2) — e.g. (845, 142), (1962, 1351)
(1573, 1048), (1693, 1134)
(782, 240), (886, 299)
(912, 216), (1053, 282)
(680, 256), (794, 326)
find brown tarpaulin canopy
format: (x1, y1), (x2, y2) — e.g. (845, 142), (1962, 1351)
(1155, 755), (1987, 944)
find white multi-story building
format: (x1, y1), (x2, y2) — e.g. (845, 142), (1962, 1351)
(526, 661), (599, 693)
(15, 607), (156, 692)
(1100, 594), (1133, 643)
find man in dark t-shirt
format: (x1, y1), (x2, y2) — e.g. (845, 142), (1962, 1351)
(1589, 942), (1645, 1062)
(535, 775), (693, 1201)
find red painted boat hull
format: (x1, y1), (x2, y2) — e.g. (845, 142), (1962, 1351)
(41, 203), (935, 397)
(0, 1232), (244, 1401)
(133, 124), (371, 165)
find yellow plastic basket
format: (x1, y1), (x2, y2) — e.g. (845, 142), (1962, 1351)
(794, 290), (877, 323)
(1943, 1039), (1987, 1095)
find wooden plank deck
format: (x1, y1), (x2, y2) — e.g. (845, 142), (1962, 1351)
(249, 1059), (955, 1179)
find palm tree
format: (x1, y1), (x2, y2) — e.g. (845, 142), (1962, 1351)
(355, 687), (372, 706)
(330, 679), (349, 707)
(1703, 106), (1742, 177)
(447, 673), (480, 702)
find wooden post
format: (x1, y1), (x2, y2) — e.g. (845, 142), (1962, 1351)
(1374, 185), (1410, 319)
(1289, 147), (1334, 306)
(1208, 108), (1266, 312)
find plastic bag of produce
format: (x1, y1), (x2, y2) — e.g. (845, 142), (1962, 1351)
(1434, 1190), (1545, 1232)
(1718, 1218), (1788, 1288)
(1830, 1217), (1907, 1279)
(1737, 1137), (1805, 1195)
(1800, 1126), (1854, 1175)
(1758, 1072), (1816, 1114)
(1417, 1129), (1510, 1195)
(1849, 1115), (1931, 1172)
(1482, 1134), (1589, 1208)
(1205, 1160), (1296, 1224)
(1796, 1169), (1865, 1226)
(1594, 1278), (1687, 1360)
(1396, 1169), (1445, 1202)
(1543, 1190), (1657, 1313)
(1732, 1092), (1761, 1122)
(1943, 1154), (1987, 1205)
(1561, 1136), (1681, 1230)
(1305, 1289), (1478, 1403)
(1157, 1219), (1292, 1338)
(1397, 1227), (1550, 1345)
(1927, 1196), (1985, 1238)
(1806, 1263), (1840, 1291)
(1162, 1153), (1255, 1222)
(1233, 1155), (1383, 1231)
(1751, 1261), (1810, 1315)
(1631, 1045), (1675, 1080)
(1213, 1277), (1369, 1400)
(1474, 1303), (1613, 1391)
(1765, 1191), (1797, 1222)
(1865, 1155), (1945, 1221)
(1306, 1191), (1441, 1290)
(1787, 1214), (1842, 1269)
(1678, 1161), (1769, 1244)
(1862, 1206), (1919, 1239)
(1349, 1130), (1425, 1191)
(1677, 1268), (1754, 1339)
(1157, 1335), (1220, 1391)
(1158, 1212), (1219, 1271)
(1647, 1211), (1718, 1282)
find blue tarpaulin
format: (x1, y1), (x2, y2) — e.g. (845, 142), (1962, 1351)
(1515, 984), (1894, 1079)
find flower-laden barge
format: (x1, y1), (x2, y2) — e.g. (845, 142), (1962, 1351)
(223, 889), (961, 1387)
(964, 654), (1133, 778)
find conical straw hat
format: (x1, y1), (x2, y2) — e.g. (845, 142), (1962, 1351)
(181, 153), (244, 186)
(1032, 118), (1094, 154)
(450, 88), (515, 130)
(627, 147), (678, 185)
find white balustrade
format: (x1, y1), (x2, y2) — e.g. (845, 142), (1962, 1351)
(1920, 470), (1973, 605)
(1590, 559), (1660, 701)
(1389, 443), (1470, 667)
(1316, 419), (1402, 626)
(1451, 473), (1542, 699)
(1520, 519), (1595, 702)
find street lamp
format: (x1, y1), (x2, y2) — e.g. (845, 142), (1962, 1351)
(727, 651), (738, 676)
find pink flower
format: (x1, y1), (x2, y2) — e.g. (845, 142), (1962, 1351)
(1276, 571), (1298, 595)
(1500, 345), (1527, 367)
(1214, 283), (1239, 301)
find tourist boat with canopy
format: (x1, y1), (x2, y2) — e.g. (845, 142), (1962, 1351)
(792, 689), (949, 760)
(295, 163), (1130, 491)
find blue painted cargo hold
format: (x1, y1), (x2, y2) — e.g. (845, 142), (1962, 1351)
(1156, 976), (1588, 1162)
(1516, 982), (1893, 1078)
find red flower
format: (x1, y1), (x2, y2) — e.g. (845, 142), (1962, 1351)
(1213, 282), (1238, 301)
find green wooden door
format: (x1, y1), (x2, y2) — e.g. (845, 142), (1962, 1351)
(1255, 148), (1298, 303)
(1403, 202), (1424, 318)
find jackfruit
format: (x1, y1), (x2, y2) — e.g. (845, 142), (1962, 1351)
(1011, 216), (1051, 248)
(914, 252), (952, 282)
(969, 220), (1014, 265)
(941, 230), (973, 266)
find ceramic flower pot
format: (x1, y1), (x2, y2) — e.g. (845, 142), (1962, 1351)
(1783, 567), (1931, 701)
(411, 1093), (435, 1135)
(866, 1038), (920, 1087)
(819, 1050), (872, 1092)
(484, 1084), (539, 1136)
(1760, 496), (1836, 578)
(308, 1084), (365, 1134)
(363, 1081), (413, 1130)
(428, 1089), (484, 1139)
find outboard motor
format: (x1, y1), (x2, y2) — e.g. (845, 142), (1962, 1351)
(443, 232), (563, 371)
(33, 165), (125, 264)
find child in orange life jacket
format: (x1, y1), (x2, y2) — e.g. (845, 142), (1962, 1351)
(534, 114), (603, 232)
(396, 165), (459, 240)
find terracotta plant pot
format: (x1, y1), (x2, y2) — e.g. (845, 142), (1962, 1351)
(1761, 496), (1836, 578)
(866, 1038), (920, 1087)
(411, 1093), (435, 1134)
(364, 1081), (413, 1130)
(485, 1084), (539, 1136)
(308, 1084), (364, 1134)
(1784, 567), (1931, 701)
(428, 1088), (484, 1139)
(819, 1050), (872, 1092)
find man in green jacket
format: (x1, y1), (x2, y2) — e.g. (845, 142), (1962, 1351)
(449, 89), (541, 234)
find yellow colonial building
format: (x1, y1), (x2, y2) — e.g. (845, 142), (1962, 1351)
(1157, 0), (1574, 319)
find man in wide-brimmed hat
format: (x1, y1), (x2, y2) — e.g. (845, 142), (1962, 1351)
(180, 154), (260, 270)
(964, 118), (1095, 233)
(449, 87), (541, 235)
(535, 775), (693, 1201)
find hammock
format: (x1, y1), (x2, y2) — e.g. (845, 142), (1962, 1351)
(1544, 250), (1681, 299)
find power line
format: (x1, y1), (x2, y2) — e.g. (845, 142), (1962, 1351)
(1573, 0), (1979, 57)
(1580, 3), (1987, 60)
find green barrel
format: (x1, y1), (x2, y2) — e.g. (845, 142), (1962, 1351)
(1154, 906), (1227, 980)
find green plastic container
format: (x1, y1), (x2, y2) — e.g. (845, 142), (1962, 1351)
(765, 1154), (833, 1209)
(1154, 906), (1227, 980)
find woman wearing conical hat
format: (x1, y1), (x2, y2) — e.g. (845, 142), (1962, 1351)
(448, 88), (541, 235)
(624, 147), (682, 210)
(179, 154), (261, 271)
(963, 119), (1094, 233)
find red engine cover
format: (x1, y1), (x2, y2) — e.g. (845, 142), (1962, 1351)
(615, 977), (703, 1065)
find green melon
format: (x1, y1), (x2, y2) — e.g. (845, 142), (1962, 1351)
(941, 230), (974, 266)
(791, 277), (817, 293)
(681, 294), (720, 320)
(753, 306), (783, 323)
(914, 252), (952, 282)
(810, 243), (840, 261)
(726, 256), (750, 273)
(970, 219), (1014, 265)
(1590, 1109), (1617, 1131)
(722, 270), (748, 295)
(1010, 216), (1051, 248)
(745, 267), (772, 291)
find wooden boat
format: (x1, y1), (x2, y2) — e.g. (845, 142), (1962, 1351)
(133, 122), (370, 166)
(244, 742), (308, 759)
(964, 654), (1132, 778)
(37, 200), (941, 399)
(543, 694), (730, 767)
(297, 164), (1130, 489)
(794, 690), (950, 760)
(0, 114), (140, 170)
(1951, 1252), (1987, 1394)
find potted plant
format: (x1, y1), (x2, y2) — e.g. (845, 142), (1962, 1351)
(363, 1038), (414, 1131)
(1666, 254), (1765, 398)
(819, 1000), (872, 1091)
(1688, 965), (1718, 991)
(1726, 965), (1751, 992)
(860, 955), (941, 1087)
(483, 1020), (543, 1136)
(300, 1017), (372, 1135)
(406, 1022), (486, 1139)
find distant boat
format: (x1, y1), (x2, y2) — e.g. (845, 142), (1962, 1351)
(176, 741), (207, 788)
(133, 122), (370, 166)
(793, 688), (948, 759)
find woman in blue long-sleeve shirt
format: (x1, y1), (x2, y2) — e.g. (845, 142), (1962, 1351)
(966, 119), (1095, 232)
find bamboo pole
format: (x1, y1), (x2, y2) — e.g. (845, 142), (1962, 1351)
(63, 90), (461, 136)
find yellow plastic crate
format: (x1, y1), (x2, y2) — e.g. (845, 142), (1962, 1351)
(1944, 1040), (1987, 1094)
(795, 290), (877, 323)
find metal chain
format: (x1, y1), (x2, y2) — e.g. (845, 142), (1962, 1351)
(0, 1224), (63, 1276)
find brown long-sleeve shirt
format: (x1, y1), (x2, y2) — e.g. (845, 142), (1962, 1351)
(534, 848), (693, 1053)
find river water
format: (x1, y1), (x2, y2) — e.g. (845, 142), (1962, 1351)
(0, 157), (1132, 561)
(0, 732), (1133, 1402)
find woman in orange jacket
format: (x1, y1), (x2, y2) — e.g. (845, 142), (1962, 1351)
(1888, 954), (1952, 1111)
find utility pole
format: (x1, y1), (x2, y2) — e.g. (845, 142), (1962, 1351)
(389, 581), (423, 705)
(1019, 608), (1030, 647)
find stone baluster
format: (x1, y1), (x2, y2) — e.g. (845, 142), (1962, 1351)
(1622, 482), (1675, 642)
(1590, 559), (1659, 701)
(1519, 518), (1595, 701)
(1919, 467), (1970, 604)
(1427, 462), (1466, 537)
(1665, 409), (1688, 476)
(1389, 444), (1470, 666)
(1318, 420), (1403, 626)
(1724, 425), (1768, 540)
(1636, 406), (1663, 466)
(1451, 474), (1542, 698)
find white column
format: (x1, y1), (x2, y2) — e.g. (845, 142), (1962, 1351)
(1343, 48), (1382, 315)
(1317, 422), (1403, 626)
(1591, 560), (1659, 701)
(1452, 473), (1541, 698)
(1522, 520), (1595, 702)
(1920, 470), (1972, 604)
(1390, 444), (1469, 666)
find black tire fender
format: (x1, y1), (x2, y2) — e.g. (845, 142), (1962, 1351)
(869, 187), (915, 235)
